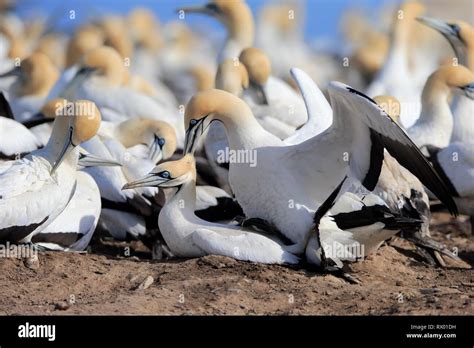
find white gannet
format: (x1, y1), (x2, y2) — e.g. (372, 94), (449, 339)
(179, 0), (254, 61)
(30, 150), (121, 251)
(61, 46), (185, 144)
(407, 65), (474, 150)
(282, 69), (452, 263)
(182, 84), (458, 268)
(123, 154), (299, 264)
(365, 1), (428, 128)
(417, 17), (474, 71)
(0, 52), (59, 122)
(97, 118), (177, 164)
(372, 95), (457, 265)
(46, 26), (105, 100)
(0, 92), (41, 159)
(417, 17), (474, 144)
(81, 118), (178, 241)
(0, 100), (101, 243)
(239, 47), (307, 129)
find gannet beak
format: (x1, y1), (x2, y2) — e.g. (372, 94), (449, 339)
(177, 4), (217, 16)
(462, 83), (474, 100)
(184, 117), (207, 154)
(149, 134), (164, 164)
(50, 126), (75, 175)
(78, 151), (122, 167)
(416, 16), (458, 37)
(0, 66), (22, 78)
(122, 173), (168, 190)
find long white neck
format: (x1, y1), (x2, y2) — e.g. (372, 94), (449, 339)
(451, 94), (474, 143)
(219, 111), (282, 151)
(159, 180), (199, 236)
(419, 88), (453, 128)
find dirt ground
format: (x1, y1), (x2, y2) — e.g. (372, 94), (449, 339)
(0, 212), (472, 315)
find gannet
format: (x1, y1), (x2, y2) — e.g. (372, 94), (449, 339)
(0, 100), (101, 243)
(97, 118), (177, 164)
(182, 83), (458, 268)
(35, 33), (67, 70)
(31, 150), (121, 251)
(63, 46), (184, 145)
(407, 65), (474, 150)
(417, 17), (474, 144)
(0, 52), (59, 122)
(123, 155), (299, 264)
(179, 0), (254, 61)
(239, 47), (307, 129)
(81, 119), (178, 241)
(46, 26), (105, 100)
(417, 17), (474, 71)
(372, 95), (457, 264)
(365, 1), (429, 127)
(279, 69), (449, 262)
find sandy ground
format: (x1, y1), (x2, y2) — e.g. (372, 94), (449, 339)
(0, 212), (472, 315)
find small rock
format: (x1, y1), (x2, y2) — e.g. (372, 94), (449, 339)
(395, 280), (403, 286)
(419, 288), (439, 295)
(23, 255), (39, 270)
(136, 276), (154, 290)
(54, 302), (70, 311)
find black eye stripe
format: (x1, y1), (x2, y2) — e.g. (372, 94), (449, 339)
(157, 171), (171, 179)
(205, 3), (221, 13)
(449, 23), (461, 34)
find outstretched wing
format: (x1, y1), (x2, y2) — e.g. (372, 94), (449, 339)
(284, 68), (333, 145)
(327, 81), (458, 215)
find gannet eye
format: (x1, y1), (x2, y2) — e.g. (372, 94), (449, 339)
(158, 138), (166, 147)
(450, 23), (461, 34)
(159, 171), (171, 179)
(205, 3), (221, 14)
(190, 119), (198, 126)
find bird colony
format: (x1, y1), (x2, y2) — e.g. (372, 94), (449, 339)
(0, 0), (472, 278)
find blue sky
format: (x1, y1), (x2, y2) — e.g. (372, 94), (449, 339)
(14, 0), (393, 41)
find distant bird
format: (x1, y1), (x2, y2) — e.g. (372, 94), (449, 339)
(417, 16), (474, 144)
(0, 52), (59, 121)
(179, 0), (254, 61)
(407, 65), (474, 151)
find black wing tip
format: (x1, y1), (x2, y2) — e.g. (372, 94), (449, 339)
(0, 92), (15, 119)
(345, 86), (378, 105)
